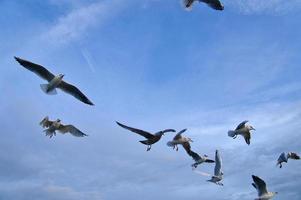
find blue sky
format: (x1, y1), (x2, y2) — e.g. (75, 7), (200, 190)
(0, 0), (301, 199)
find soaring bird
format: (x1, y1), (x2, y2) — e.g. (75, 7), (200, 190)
(228, 120), (255, 145)
(277, 152), (300, 168)
(14, 57), (94, 106)
(40, 116), (88, 138)
(183, 0), (224, 11)
(167, 129), (193, 151)
(189, 150), (215, 168)
(252, 175), (277, 200)
(116, 121), (176, 151)
(207, 150), (223, 186)
(193, 150), (223, 185)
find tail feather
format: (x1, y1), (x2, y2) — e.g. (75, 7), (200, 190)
(228, 130), (236, 138)
(40, 84), (57, 95)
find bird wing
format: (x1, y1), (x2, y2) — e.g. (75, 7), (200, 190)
(183, 0), (195, 8)
(58, 81), (94, 105)
(39, 116), (54, 128)
(189, 150), (201, 162)
(244, 131), (251, 145)
(58, 124), (88, 137)
(214, 150), (222, 176)
(161, 129), (176, 134)
(252, 175), (268, 197)
(235, 120), (248, 130)
(201, 0), (224, 10)
(182, 141), (192, 156)
(173, 129), (187, 140)
(116, 121), (154, 139)
(288, 152), (300, 160)
(278, 152), (287, 163)
(14, 57), (55, 82)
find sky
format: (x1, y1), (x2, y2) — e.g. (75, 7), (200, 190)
(0, 0), (301, 199)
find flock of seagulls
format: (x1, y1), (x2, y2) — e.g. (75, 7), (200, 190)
(12, 1), (300, 199)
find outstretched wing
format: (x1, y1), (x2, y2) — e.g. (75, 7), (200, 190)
(235, 120), (248, 130)
(201, 0), (224, 10)
(182, 141), (192, 156)
(189, 150), (201, 161)
(252, 175), (268, 197)
(288, 152), (300, 160)
(58, 124), (88, 137)
(244, 132), (251, 145)
(14, 57), (55, 82)
(278, 152), (287, 163)
(214, 150), (222, 176)
(173, 129), (187, 140)
(58, 81), (94, 105)
(116, 121), (154, 139)
(183, 0), (195, 9)
(39, 116), (54, 128)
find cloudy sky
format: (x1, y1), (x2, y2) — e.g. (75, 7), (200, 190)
(0, 0), (301, 199)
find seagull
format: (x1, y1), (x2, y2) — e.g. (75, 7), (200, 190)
(193, 150), (223, 185)
(207, 150), (223, 186)
(189, 150), (215, 168)
(183, 0), (224, 11)
(116, 121), (176, 151)
(167, 129), (193, 151)
(252, 175), (277, 200)
(40, 116), (88, 138)
(228, 120), (255, 145)
(14, 57), (94, 106)
(277, 152), (300, 168)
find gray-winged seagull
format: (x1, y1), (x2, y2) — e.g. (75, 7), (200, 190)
(228, 120), (255, 145)
(116, 121), (176, 151)
(189, 150), (215, 168)
(277, 152), (300, 168)
(183, 0), (224, 11)
(40, 116), (88, 138)
(167, 129), (193, 151)
(252, 175), (277, 200)
(14, 57), (94, 105)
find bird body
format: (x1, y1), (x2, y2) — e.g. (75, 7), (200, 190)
(116, 121), (175, 151)
(228, 120), (255, 145)
(40, 116), (88, 138)
(167, 129), (193, 151)
(183, 0), (224, 11)
(252, 175), (277, 200)
(277, 152), (300, 168)
(14, 57), (94, 105)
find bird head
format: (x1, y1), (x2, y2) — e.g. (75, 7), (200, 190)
(188, 137), (193, 142)
(247, 125), (255, 131)
(59, 74), (65, 79)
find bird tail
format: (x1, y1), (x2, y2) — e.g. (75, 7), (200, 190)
(167, 141), (175, 147)
(228, 130), (236, 138)
(40, 84), (57, 95)
(139, 140), (148, 145)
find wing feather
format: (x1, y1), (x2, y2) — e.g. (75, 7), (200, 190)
(116, 121), (154, 139)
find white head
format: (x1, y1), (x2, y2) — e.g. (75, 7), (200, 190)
(247, 125), (255, 131)
(58, 74), (65, 79)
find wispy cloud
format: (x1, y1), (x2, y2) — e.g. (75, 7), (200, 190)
(227, 0), (301, 15)
(43, 0), (126, 44)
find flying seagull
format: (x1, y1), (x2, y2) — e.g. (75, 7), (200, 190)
(116, 121), (176, 151)
(193, 150), (223, 185)
(189, 150), (215, 168)
(252, 175), (277, 200)
(228, 120), (255, 145)
(183, 0), (224, 11)
(40, 116), (88, 138)
(167, 129), (193, 151)
(277, 152), (300, 168)
(14, 57), (94, 105)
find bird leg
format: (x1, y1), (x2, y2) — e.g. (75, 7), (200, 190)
(176, 145), (178, 151)
(147, 145), (151, 151)
(233, 135), (237, 139)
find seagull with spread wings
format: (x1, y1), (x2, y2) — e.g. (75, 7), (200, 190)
(167, 129), (193, 151)
(14, 57), (94, 105)
(40, 116), (88, 138)
(228, 120), (255, 145)
(183, 0), (224, 11)
(277, 152), (300, 168)
(252, 175), (277, 200)
(189, 150), (215, 168)
(116, 121), (175, 151)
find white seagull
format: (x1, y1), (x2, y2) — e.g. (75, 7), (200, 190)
(40, 116), (88, 138)
(189, 150), (215, 168)
(252, 175), (277, 200)
(277, 152), (300, 168)
(167, 129), (193, 151)
(193, 150), (223, 186)
(15, 57), (94, 105)
(183, 0), (224, 11)
(228, 120), (255, 145)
